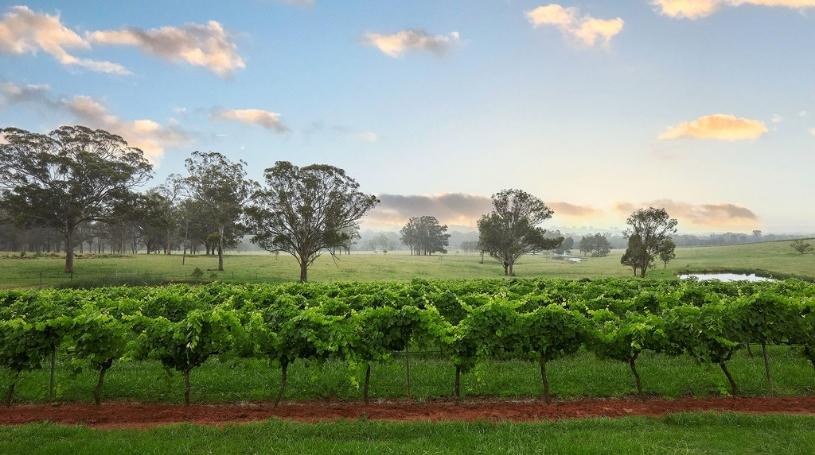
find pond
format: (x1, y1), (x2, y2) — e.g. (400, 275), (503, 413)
(678, 273), (776, 282)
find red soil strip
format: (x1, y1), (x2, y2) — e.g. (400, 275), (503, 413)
(2, 396), (815, 429)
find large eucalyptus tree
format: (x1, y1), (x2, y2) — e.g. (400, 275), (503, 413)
(0, 125), (152, 273)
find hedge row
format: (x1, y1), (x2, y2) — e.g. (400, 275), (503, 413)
(1, 278), (814, 405)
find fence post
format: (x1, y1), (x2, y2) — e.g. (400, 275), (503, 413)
(404, 350), (412, 399)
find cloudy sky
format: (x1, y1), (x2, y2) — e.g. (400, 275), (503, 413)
(1, 0), (813, 233)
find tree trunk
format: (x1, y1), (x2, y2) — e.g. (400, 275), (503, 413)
(363, 363), (371, 404)
(4, 371), (19, 406)
(217, 224), (225, 271)
(539, 355), (551, 403)
(762, 342), (773, 395)
(275, 361), (288, 407)
(183, 368), (191, 406)
(719, 361), (739, 396)
(182, 220), (189, 265)
(454, 365), (462, 399)
(64, 227), (74, 273)
(299, 261), (308, 282)
(94, 362), (111, 406)
(628, 357), (642, 396)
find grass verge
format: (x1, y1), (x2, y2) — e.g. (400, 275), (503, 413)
(1, 413), (814, 454)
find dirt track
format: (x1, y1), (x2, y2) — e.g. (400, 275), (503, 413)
(2, 396), (815, 428)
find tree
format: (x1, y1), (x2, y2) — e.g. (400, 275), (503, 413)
(579, 233), (611, 257)
(621, 234), (647, 276)
(0, 126), (152, 273)
(183, 151), (254, 271)
(658, 238), (676, 268)
(153, 174), (187, 254)
(136, 191), (175, 254)
(477, 189), (562, 276)
(248, 161), (378, 282)
(621, 207), (678, 278)
(459, 240), (480, 253)
(553, 237), (574, 255)
(791, 239), (813, 255)
(400, 216), (450, 255)
(360, 232), (399, 252)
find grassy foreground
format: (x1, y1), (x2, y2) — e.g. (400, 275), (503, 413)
(4, 346), (813, 404)
(2, 413), (815, 454)
(0, 239), (813, 288)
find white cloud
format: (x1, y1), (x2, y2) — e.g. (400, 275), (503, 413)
(526, 4), (624, 46)
(651, 0), (721, 19)
(654, 0), (815, 19)
(212, 108), (289, 132)
(64, 96), (188, 161)
(88, 21), (245, 77)
(800, 110), (808, 117)
(809, 128), (815, 136)
(0, 5), (245, 76)
(771, 113), (783, 124)
(363, 29), (460, 57)
(0, 6), (129, 75)
(0, 82), (187, 161)
(658, 114), (768, 141)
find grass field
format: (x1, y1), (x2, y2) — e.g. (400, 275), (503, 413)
(0, 239), (813, 288)
(3, 346), (811, 404)
(2, 413), (815, 454)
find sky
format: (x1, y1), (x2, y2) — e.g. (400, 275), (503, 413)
(0, 0), (813, 234)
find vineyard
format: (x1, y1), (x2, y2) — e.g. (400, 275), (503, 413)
(2, 278), (814, 407)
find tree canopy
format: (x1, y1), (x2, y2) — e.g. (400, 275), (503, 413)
(0, 126), (152, 272)
(579, 234), (611, 257)
(247, 161), (378, 281)
(400, 216), (450, 256)
(477, 189), (562, 276)
(183, 151), (255, 271)
(621, 207), (678, 277)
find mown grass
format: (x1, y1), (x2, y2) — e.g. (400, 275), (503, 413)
(3, 346), (813, 404)
(0, 239), (813, 288)
(2, 413), (815, 454)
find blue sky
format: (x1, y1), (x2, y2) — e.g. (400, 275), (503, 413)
(1, 0), (814, 233)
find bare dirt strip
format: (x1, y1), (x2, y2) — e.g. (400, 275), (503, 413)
(2, 396), (815, 428)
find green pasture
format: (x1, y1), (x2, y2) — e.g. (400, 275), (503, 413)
(0, 239), (812, 288)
